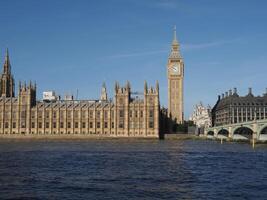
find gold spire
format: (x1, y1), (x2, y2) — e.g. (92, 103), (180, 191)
(3, 48), (11, 74)
(172, 25), (178, 45)
(5, 48), (9, 60)
(169, 26), (181, 59)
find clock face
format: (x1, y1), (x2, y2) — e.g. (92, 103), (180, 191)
(171, 63), (180, 75)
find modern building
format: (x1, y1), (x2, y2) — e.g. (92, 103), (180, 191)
(211, 88), (267, 127)
(0, 49), (160, 138)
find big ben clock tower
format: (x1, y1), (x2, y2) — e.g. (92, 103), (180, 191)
(167, 26), (184, 124)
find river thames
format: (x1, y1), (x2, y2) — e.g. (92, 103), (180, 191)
(0, 139), (267, 200)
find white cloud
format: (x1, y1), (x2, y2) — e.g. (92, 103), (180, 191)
(108, 38), (242, 59)
(182, 38), (242, 50)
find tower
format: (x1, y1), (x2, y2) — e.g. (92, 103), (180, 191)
(100, 82), (108, 101)
(0, 49), (15, 97)
(167, 26), (184, 124)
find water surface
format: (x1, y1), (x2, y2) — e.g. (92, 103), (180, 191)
(0, 139), (266, 200)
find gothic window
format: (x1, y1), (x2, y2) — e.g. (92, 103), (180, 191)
(38, 111), (42, 118)
(45, 111), (49, 118)
(5, 122), (9, 129)
(129, 110), (132, 118)
(111, 122), (114, 128)
(82, 111), (86, 118)
(59, 111), (64, 118)
(67, 122), (71, 128)
(4, 112), (10, 118)
(38, 122), (42, 128)
(119, 122), (124, 129)
(45, 122), (49, 128)
(21, 111), (26, 118)
(22, 97), (26, 104)
(53, 111), (57, 118)
(12, 122), (16, 129)
(119, 110), (124, 118)
(74, 111), (79, 118)
(104, 122), (108, 128)
(97, 122), (101, 128)
(96, 111), (101, 119)
(21, 122), (26, 128)
(82, 122), (86, 128)
(130, 121), (134, 129)
(53, 122), (57, 128)
(31, 122), (35, 128)
(149, 121), (154, 129)
(149, 110), (154, 118)
(140, 111), (143, 118)
(75, 122), (78, 128)
(89, 122), (93, 128)
(60, 122), (64, 128)
(135, 111), (138, 118)
(67, 111), (72, 118)
(89, 111), (94, 118)
(31, 111), (35, 118)
(104, 111), (108, 119)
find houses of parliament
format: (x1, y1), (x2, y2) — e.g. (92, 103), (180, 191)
(0, 29), (184, 138)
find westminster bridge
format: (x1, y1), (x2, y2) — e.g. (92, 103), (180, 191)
(204, 119), (267, 141)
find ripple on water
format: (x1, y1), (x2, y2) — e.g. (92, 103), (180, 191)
(0, 140), (267, 199)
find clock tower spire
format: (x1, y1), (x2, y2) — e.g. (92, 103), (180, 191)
(167, 26), (184, 125)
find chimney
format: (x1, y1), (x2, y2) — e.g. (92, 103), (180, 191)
(248, 88), (252, 95)
(229, 89), (232, 96)
(222, 93), (224, 98)
(225, 92), (228, 97)
(234, 88), (237, 94)
(218, 95), (221, 100)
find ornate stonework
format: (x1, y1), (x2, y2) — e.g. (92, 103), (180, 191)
(190, 102), (211, 129)
(0, 51), (160, 138)
(167, 26), (184, 124)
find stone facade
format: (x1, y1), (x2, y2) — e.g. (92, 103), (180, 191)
(0, 50), (160, 138)
(212, 88), (267, 127)
(167, 26), (184, 124)
(190, 102), (211, 128)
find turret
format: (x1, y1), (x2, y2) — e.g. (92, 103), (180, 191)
(144, 81), (148, 94)
(18, 81), (36, 106)
(156, 80), (159, 94)
(0, 48), (15, 97)
(100, 82), (108, 101)
(247, 87), (254, 97)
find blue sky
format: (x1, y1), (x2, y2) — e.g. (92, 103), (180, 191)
(1, 0), (267, 118)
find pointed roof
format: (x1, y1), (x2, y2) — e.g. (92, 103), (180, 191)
(169, 26), (182, 59)
(100, 82), (108, 101)
(172, 25), (178, 45)
(102, 82), (106, 89)
(3, 48), (11, 74)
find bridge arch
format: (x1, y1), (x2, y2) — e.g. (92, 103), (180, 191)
(217, 129), (229, 137)
(259, 125), (267, 135)
(258, 125), (267, 141)
(233, 126), (253, 140)
(207, 131), (215, 136)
